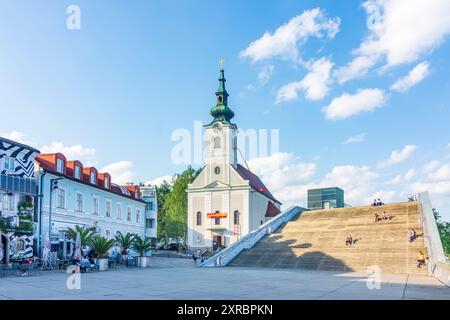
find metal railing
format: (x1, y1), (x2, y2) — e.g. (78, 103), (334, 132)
(199, 206), (305, 267)
(417, 192), (450, 286)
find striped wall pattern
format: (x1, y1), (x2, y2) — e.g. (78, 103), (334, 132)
(0, 139), (39, 179)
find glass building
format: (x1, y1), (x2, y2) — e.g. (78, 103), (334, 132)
(307, 187), (344, 210)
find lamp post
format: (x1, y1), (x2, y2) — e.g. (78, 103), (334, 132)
(48, 177), (63, 251)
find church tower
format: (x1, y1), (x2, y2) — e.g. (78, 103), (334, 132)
(187, 61), (281, 252)
(204, 63), (238, 183)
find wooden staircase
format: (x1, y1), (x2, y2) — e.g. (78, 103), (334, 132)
(229, 202), (428, 275)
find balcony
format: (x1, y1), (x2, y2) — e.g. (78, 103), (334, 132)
(0, 213), (34, 234)
(0, 173), (37, 195)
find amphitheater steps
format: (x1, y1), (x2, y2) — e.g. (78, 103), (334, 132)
(229, 202), (428, 275)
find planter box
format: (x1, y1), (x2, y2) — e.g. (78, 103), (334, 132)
(136, 256), (150, 268)
(98, 258), (109, 271)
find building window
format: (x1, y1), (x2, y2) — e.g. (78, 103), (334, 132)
(127, 206), (132, 222)
(214, 136), (221, 148)
(90, 172), (97, 184)
(146, 218), (155, 229)
(2, 194), (14, 211)
(74, 166), (81, 179)
(234, 210), (239, 225)
(93, 197), (99, 215)
(105, 200), (111, 217)
(147, 201), (154, 211)
(56, 158), (64, 173)
(116, 204), (122, 220)
(4, 156), (15, 171)
(214, 166), (220, 175)
(196, 211), (202, 226)
(76, 193), (83, 212)
(105, 229), (111, 239)
(136, 209), (141, 223)
(104, 177), (110, 189)
(57, 188), (65, 209)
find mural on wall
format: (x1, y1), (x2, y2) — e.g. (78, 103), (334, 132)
(0, 139), (38, 179)
(7, 232), (33, 258)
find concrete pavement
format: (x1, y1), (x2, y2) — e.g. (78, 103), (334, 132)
(0, 257), (448, 300)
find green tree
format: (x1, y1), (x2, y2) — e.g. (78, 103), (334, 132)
(433, 208), (450, 256)
(163, 166), (199, 247)
(156, 180), (172, 246)
(66, 225), (95, 249)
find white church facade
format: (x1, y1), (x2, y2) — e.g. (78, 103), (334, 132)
(187, 65), (281, 251)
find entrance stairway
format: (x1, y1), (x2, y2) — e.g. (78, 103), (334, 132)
(229, 202), (428, 275)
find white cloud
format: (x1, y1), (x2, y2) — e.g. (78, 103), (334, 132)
(101, 161), (135, 185)
(386, 174), (402, 185)
(258, 65), (274, 85)
(247, 152), (316, 205)
(337, 0), (450, 82)
(391, 61), (430, 92)
(240, 8), (340, 63)
(427, 164), (450, 182)
(335, 55), (377, 84)
(323, 88), (386, 120)
(276, 57), (333, 103)
(145, 175), (173, 187)
(423, 160), (440, 173)
(40, 141), (96, 165)
(377, 145), (418, 168)
(404, 169), (416, 181)
(343, 133), (366, 145)
(1, 131), (32, 145)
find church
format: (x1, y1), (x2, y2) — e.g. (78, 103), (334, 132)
(187, 63), (281, 252)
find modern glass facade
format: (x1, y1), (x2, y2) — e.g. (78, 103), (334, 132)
(307, 187), (344, 210)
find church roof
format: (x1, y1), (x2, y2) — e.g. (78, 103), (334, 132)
(265, 200), (281, 217)
(235, 164), (281, 205)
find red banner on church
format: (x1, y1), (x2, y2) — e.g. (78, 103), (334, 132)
(207, 212), (227, 219)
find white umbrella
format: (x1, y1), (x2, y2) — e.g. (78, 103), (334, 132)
(0, 232), (4, 262)
(73, 232), (81, 260)
(41, 232), (52, 270)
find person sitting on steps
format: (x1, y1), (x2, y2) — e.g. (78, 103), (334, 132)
(417, 251), (426, 268)
(409, 228), (417, 242)
(345, 234), (353, 246)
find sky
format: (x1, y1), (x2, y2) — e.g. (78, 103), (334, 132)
(1, 1), (450, 219)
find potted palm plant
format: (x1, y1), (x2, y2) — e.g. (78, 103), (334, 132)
(66, 225), (95, 252)
(90, 236), (115, 271)
(131, 234), (152, 268)
(115, 231), (134, 262)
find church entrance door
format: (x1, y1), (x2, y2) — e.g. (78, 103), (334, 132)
(213, 235), (222, 251)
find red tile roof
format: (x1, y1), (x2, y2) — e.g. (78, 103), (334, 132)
(35, 153), (144, 203)
(265, 200), (281, 217)
(235, 164), (281, 205)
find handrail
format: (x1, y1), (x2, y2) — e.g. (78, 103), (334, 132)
(417, 192), (450, 286)
(199, 206), (305, 267)
(417, 192), (446, 264)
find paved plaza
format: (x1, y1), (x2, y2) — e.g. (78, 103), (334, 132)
(0, 257), (449, 300)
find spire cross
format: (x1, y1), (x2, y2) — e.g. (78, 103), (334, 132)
(219, 57), (225, 69)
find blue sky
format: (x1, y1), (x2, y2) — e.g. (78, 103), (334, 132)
(1, 1), (450, 219)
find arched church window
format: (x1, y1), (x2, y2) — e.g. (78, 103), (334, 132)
(214, 136), (221, 149)
(218, 96), (223, 104)
(214, 166), (221, 175)
(196, 211), (202, 226)
(234, 210), (240, 225)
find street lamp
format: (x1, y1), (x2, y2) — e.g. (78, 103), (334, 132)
(48, 177), (63, 251)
